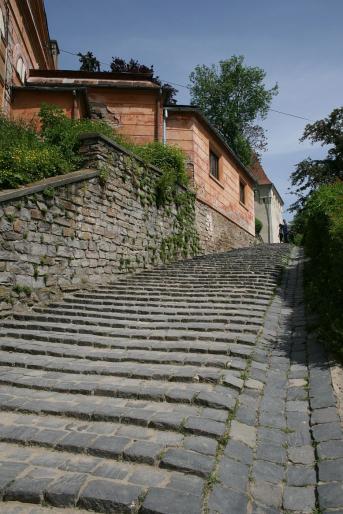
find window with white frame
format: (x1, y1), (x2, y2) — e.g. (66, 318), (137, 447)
(16, 57), (26, 83)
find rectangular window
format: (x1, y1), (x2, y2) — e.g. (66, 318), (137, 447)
(210, 150), (219, 180)
(239, 180), (246, 204)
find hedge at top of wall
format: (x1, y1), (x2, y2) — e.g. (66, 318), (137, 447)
(0, 133), (200, 312)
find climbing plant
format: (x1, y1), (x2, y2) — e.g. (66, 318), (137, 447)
(120, 152), (200, 264)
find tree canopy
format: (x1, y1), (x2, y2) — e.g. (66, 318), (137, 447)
(189, 55), (278, 166)
(290, 106), (343, 211)
(78, 51), (100, 72)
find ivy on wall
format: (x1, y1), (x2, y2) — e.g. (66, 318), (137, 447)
(119, 153), (200, 267)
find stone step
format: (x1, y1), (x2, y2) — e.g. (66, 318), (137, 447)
(60, 297), (269, 310)
(0, 319), (260, 340)
(45, 301), (266, 316)
(71, 290), (271, 301)
(0, 339), (238, 367)
(0, 502), (90, 514)
(0, 364), (240, 410)
(12, 312), (261, 334)
(105, 274), (275, 290)
(0, 412), (217, 476)
(92, 281), (273, 295)
(0, 441), (207, 512)
(0, 385), (229, 438)
(0, 329), (257, 352)
(32, 306), (264, 325)
(62, 296), (270, 307)
(0, 350), (245, 391)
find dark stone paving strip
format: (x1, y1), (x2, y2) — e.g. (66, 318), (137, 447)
(205, 264), (284, 514)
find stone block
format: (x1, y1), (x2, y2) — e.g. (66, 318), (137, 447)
(283, 486), (315, 513)
(208, 485), (249, 514)
(45, 473), (86, 507)
(160, 448), (214, 478)
(230, 420), (256, 448)
(142, 487), (202, 514)
(78, 479), (143, 513)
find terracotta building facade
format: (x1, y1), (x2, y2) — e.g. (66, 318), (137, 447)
(9, 68), (257, 242)
(165, 106), (255, 235)
(0, 0), (58, 113)
(1, 0), (259, 249)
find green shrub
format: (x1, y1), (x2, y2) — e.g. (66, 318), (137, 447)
(302, 182), (343, 357)
(255, 217), (263, 236)
(0, 115), (69, 189)
(0, 105), (188, 196)
(39, 103), (117, 168)
(126, 141), (188, 207)
(131, 141), (187, 185)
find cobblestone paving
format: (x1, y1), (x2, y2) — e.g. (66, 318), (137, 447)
(0, 244), (342, 513)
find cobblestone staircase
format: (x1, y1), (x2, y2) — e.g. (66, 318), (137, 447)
(0, 244), (341, 514)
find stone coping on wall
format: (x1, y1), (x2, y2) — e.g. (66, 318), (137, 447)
(0, 169), (98, 204)
(78, 133), (165, 177)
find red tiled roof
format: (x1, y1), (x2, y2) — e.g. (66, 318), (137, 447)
(249, 155), (272, 185)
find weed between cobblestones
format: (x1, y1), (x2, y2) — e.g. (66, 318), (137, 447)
(135, 490), (149, 513)
(202, 377), (245, 512)
(281, 427), (295, 434)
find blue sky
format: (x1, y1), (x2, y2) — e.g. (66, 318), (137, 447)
(45, 0), (343, 219)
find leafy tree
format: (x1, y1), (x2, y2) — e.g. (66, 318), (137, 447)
(150, 79), (178, 105)
(189, 55), (278, 165)
(290, 107), (343, 211)
(110, 57), (153, 74)
(78, 51), (100, 72)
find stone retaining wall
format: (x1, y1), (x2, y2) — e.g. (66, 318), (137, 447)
(0, 134), (255, 311)
(195, 199), (255, 254)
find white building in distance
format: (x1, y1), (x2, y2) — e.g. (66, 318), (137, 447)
(250, 156), (284, 244)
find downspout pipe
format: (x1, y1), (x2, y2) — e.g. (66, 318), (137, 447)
(72, 89), (78, 119)
(163, 108), (168, 145)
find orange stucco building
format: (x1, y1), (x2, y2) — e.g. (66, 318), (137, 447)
(0, 0), (58, 113)
(165, 106), (255, 234)
(11, 69), (165, 143)
(9, 69), (256, 237)
(1, 0), (257, 242)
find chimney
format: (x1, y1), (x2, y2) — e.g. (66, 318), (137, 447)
(49, 39), (60, 69)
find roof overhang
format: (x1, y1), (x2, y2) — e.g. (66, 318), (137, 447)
(28, 68), (158, 84)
